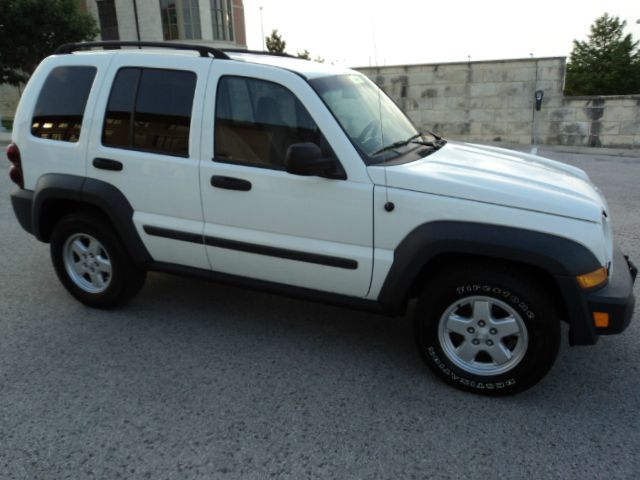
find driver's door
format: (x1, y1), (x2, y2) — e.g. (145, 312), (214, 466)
(198, 65), (374, 297)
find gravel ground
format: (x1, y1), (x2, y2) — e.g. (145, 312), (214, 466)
(0, 148), (638, 479)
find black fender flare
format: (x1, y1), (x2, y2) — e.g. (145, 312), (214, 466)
(32, 173), (152, 265)
(377, 221), (602, 344)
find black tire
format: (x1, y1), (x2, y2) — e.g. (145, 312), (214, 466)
(50, 212), (146, 308)
(415, 264), (560, 395)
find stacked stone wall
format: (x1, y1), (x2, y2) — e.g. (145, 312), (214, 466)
(357, 57), (639, 149)
(546, 96), (640, 148)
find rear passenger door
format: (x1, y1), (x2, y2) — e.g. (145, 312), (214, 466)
(199, 65), (374, 297)
(87, 56), (211, 269)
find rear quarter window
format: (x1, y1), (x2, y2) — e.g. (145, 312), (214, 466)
(31, 66), (97, 142)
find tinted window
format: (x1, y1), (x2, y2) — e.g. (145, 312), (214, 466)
(215, 76), (333, 169)
(102, 68), (196, 157)
(160, 0), (201, 40)
(31, 66), (97, 142)
(103, 68), (140, 149)
(97, 0), (119, 40)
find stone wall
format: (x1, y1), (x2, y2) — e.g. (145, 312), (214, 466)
(546, 96), (640, 148)
(357, 58), (640, 149)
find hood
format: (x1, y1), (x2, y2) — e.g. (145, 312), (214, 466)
(367, 141), (607, 222)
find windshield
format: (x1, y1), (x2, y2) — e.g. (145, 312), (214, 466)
(309, 74), (419, 164)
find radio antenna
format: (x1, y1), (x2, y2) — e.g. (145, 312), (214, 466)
(372, 19), (391, 208)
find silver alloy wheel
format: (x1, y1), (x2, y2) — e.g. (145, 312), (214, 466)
(437, 296), (528, 376)
(62, 233), (112, 294)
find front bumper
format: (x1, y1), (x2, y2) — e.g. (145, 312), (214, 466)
(559, 246), (636, 345)
(587, 249), (636, 335)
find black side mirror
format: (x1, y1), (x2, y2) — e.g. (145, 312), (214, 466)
(285, 143), (345, 179)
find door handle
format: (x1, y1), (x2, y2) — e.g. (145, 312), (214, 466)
(210, 175), (252, 191)
(93, 158), (123, 171)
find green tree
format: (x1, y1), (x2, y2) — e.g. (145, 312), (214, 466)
(265, 29), (286, 54)
(565, 13), (640, 95)
(297, 50), (324, 63)
(296, 49), (310, 60)
(0, 0), (99, 86)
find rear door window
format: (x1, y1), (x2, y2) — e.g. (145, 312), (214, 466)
(31, 66), (97, 142)
(102, 67), (196, 157)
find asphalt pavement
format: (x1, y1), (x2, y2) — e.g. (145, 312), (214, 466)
(1, 148), (639, 479)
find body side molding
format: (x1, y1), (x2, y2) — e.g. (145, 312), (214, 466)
(143, 225), (359, 270)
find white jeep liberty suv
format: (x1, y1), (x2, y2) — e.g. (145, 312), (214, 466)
(7, 42), (637, 395)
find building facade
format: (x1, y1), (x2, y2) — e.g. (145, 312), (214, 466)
(80, 0), (246, 48)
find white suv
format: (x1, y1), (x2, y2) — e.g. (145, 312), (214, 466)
(7, 42), (636, 395)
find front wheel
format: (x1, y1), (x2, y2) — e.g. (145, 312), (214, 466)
(415, 265), (560, 395)
(50, 212), (146, 308)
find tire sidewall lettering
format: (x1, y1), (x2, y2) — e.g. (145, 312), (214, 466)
(455, 284), (535, 319)
(427, 346), (516, 390)
(418, 272), (560, 395)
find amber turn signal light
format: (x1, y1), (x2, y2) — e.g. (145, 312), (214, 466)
(593, 312), (609, 328)
(576, 267), (608, 289)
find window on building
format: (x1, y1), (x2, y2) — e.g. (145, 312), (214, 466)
(160, 0), (202, 40)
(210, 0), (234, 42)
(97, 0), (119, 40)
(31, 67), (97, 142)
(103, 68), (197, 157)
(215, 76), (335, 170)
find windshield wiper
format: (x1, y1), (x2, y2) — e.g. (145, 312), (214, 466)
(423, 130), (447, 147)
(424, 130), (443, 141)
(371, 132), (446, 157)
(371, 133), (423, 156)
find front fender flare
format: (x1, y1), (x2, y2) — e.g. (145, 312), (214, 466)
(377, 221), (602, 343)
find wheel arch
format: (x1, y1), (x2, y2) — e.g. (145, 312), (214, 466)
(32, 174), (152, 265)
(409, 252), (568, 324)
(378, 221), (601, 344)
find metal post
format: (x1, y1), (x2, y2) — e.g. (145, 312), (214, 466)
(260, 6), (265, 51)
(530, 58), (539, 154)
(133, 0), (141, 41)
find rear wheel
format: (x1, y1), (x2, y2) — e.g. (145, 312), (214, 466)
(415, 265), (560, 395)
(50, 212), (146, 308)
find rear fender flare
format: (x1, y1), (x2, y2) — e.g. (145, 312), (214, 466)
(32, 173), (152, 265)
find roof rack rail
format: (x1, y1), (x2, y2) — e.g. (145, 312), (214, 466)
(222, 48), (296, 59)
(55, 41), (230, 59)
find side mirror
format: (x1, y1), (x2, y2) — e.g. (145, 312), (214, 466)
(285, 143), (345, 179)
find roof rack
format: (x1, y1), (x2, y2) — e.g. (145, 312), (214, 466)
(222, 48), (296, 59)
(55, 41), (230, 59)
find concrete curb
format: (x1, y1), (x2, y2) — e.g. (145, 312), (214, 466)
(475, 140), (640, 158)
(511, 145), (640, 158)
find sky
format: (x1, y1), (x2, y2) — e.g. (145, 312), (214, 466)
(242, 0), (640, 67)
